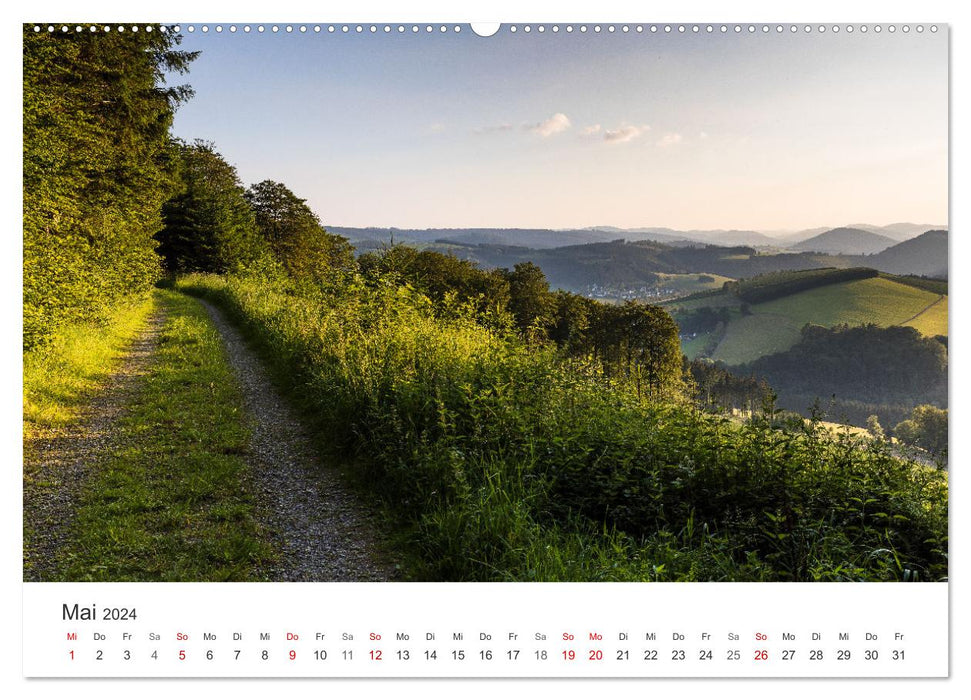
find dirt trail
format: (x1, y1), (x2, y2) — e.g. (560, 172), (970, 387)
(897, 294), (945, 327)
(199, 300), (394, 581)
(23, 310), (167, 581)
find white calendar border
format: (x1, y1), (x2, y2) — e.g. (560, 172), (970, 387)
(22, 582), (949, 678)
(4, 0), (964, 696)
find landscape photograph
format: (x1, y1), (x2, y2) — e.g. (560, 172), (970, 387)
(23, 23), (948, 583)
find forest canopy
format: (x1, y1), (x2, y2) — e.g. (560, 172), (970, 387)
(23, 26), (197, 348)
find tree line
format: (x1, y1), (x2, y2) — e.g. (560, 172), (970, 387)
(154, 140), (356, 294)
(23, 26), (196, 348)
(739, 323), (947, 430)
(21, 26), (768, 409)
(723, 267), (878, 304)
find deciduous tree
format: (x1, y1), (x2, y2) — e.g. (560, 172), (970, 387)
(245, 180), (355, 291)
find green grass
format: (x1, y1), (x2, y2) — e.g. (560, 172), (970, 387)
(656, 272), (734, 295)
(903, 296), (948, 337)
(24, 295), (155, 435)
(681, 331), (716, 359)
(753, 277), (942, 328)
(701, 278), (947, 364)
(712, 313), (802, 364)
(56, 290), (274, 581)
(176, 272), (947, 583)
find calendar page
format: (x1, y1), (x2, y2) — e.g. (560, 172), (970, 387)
(16, 0), (958, 693)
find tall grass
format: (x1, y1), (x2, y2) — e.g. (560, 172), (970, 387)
(177, 273), (947, 582)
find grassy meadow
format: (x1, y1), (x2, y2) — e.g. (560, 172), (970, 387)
(670, 275), (948, 365)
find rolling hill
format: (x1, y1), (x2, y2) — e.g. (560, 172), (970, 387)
(457, 240), (855, 291)
(336, 228), (947, 301)
(872, 222), (948, 241)
(868, 230), (948, 277)
(790, 227), (897, 255)
(666, 270), (948, 366)
(594, 227), (781, 247)
(328, 226), (625, 250)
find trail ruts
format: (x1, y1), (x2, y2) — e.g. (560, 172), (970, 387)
(23, 310), (167, 581)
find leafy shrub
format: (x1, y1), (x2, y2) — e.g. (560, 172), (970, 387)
(894, 405), (948, 460)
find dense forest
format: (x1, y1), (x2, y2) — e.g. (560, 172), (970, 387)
(23, 26), (948, 582)
(385, 235), (947, 293)
(23, 27), (196, 348)
(740, 324), (948, 436)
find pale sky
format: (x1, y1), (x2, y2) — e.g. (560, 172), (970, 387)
(170, 25), (948, 231)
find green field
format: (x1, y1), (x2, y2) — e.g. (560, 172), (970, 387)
(665, 291), (742, 312)
(681, 330), (716, 358)
(677, 277), (947, 365)
(656, 272), (734, 295)
(712, 313), (803, 364)
(903, 295), (947, 337)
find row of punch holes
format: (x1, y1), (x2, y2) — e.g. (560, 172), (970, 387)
(34, 24), (939, 36)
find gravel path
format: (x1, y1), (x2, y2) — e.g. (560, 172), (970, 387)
(23, 310), (167, 581)
(200, 300), (394, 581)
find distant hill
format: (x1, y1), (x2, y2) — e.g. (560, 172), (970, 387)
(790, 227), (897, 255)
(328, 226), (619, 250)
(665, 271), (948, 366)
(873, 222), (948, 241)
(435, 228), (629, 249)
(768, 227), (829, 244)
(767, 222), (945, 245)
(336, 227), (947, 289)
(610, 227), (781, 247)
(463, 240), (855, 290)
(330, 224), (945, 253)
(868, 230), (948, 277)
(333, 225), (798, 250)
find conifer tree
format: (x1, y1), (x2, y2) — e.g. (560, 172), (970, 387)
(157, 140), (269, 273)
(23, 25), (196, 347)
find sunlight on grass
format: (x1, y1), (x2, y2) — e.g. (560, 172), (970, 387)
(175, 272), (948, 583)
(60, 290), (273, 581)
(904, 296), (948, 337)
(23, 295), (156, 436)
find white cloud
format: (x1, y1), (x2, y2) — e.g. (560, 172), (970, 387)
(473, 123), (514, 135)
(699, 131), (709, 140)
(428, 122), (446, 134)
(603, 124), (649, 144)
(581, 124), (602, 137)
(527, 112), (571, 137)
(656, 132), (684, 147)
